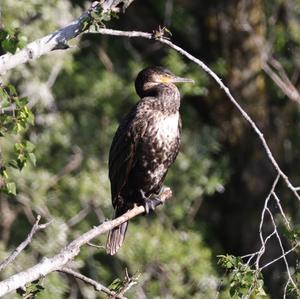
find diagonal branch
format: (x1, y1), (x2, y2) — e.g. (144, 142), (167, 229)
(89, 28), (300, 202)
(0, 188), (172, 297)
(58, 267), (126, 299)
(0, 215), (52, 272)
(0, 0), (135, 75)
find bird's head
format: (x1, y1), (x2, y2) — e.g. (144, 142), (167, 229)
(135, 66), (194, 97)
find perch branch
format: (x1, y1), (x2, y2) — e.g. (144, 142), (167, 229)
(91, 28), (300, 202)
(0, 215), (52, 272)
(0, 188), (172, 297)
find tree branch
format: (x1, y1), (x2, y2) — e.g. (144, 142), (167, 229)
(89, 28), (300, 202)
(0, 215), (52, 272)
(58, 267), (126, 299)
(0, 188), (172, 297)
(0, 0), (135, 75)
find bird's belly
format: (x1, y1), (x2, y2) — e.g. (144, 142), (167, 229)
(137, 113), (180, 192)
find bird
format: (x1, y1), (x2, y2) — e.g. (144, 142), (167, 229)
(106, 66), (194, 255)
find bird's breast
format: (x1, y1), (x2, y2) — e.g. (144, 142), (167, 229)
(154, 112), (180, 144)
(141, 111), (180, 161)
(133, 111), (181, 194)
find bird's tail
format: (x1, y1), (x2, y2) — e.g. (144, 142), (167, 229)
(106, 209), (128, 255)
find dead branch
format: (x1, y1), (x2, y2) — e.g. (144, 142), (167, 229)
(0, 188), (172, 297)
(0, 215), (52, 272)
(58, 267), (126, 299)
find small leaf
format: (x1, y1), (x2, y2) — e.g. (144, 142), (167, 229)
(25, 141), (35, 152)
(28, 153), (36, 166)
(6, 182), (16, 195)
(14, 142), (24, 152)
(1, 38), (18, 54)
(0, 29), (8, 40)
(8, 160), (19, 169)
(16, 97), (28, 107)
(108, 278), (123, 292)
(6, 84), (17, 96)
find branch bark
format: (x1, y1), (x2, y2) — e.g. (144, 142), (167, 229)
(0, 188), (172, 297)
(58, 267), (126, 299)
(0, 0), (134, 75)
(0, 215), (51, 272)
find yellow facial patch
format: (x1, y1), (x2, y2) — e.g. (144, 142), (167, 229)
(159, 75), (172, 83)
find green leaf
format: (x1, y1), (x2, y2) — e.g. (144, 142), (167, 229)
(6, 84), (17, 96)
(8, 160), (19, 169)
(16, 97), (28, 107)
(0, 88), (9, 107)
(14, 142), (24, 152)
(108, 278), (123, 292)
(25, 141), (35, 152)
(14, 122), (24, 133)
(6, 182), (16, 195)
(0, 29), (8, 41)
(17, 154), (27, 170)
(28, 153), (36, 166)
(1, 38), (18, 54)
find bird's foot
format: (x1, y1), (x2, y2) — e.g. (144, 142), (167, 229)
(140, 190), (162, 214)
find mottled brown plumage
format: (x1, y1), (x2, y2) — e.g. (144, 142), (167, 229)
(106, 66), (194, 255)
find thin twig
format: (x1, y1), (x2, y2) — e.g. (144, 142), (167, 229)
(0, 215), (52, 272)
(58, 267), (126, 299)
(272, 191), (292, 230)
(87, 242), (105, 249)
(117, 268), (140, 297)
(260, 244), (299, 270)
(255, 175), (280, 269)
(244, 175), (280, 298)
(266, 207), (298, 291)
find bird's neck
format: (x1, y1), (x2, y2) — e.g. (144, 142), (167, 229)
(143, 84), (181, 114)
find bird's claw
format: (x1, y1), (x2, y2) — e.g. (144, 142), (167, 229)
(144, 198), (162, 214)
(140, 189), (162, 214)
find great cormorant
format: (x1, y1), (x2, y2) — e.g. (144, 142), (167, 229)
(106, 66), (194, 255)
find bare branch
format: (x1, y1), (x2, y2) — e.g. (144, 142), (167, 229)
(260, 244), (299, 271)
(58, 267), (125, 299)
(0, 215), (52, 272)
(272, 191), (292, 230)
(255, 175), (280, 270)
(262, 59), (300, 104)
(0, 1), (135, 75)
(116, 268), (140, 297)
(266, 207), (298, 292)
(90, 28), (300, 202)
(0, 188), (172, 297)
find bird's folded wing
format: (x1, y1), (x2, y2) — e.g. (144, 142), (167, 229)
(108, 102), (149, 208)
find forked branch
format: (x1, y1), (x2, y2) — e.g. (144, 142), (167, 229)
(0, 215), (52, 272)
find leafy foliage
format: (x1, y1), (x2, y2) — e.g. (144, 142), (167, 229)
(0, 1), (299, 299)
(218, 255), (266, 298)
(0, 83), (35, 195)
(0, 26), (27, 54)
(16, 279), (45, 299)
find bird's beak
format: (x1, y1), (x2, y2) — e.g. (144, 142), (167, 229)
(170, 76), (195, 84)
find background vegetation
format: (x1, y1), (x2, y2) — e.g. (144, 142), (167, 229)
(0, 0), (299, 298)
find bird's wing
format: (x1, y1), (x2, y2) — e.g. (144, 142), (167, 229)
(108, 101), (149, 208)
